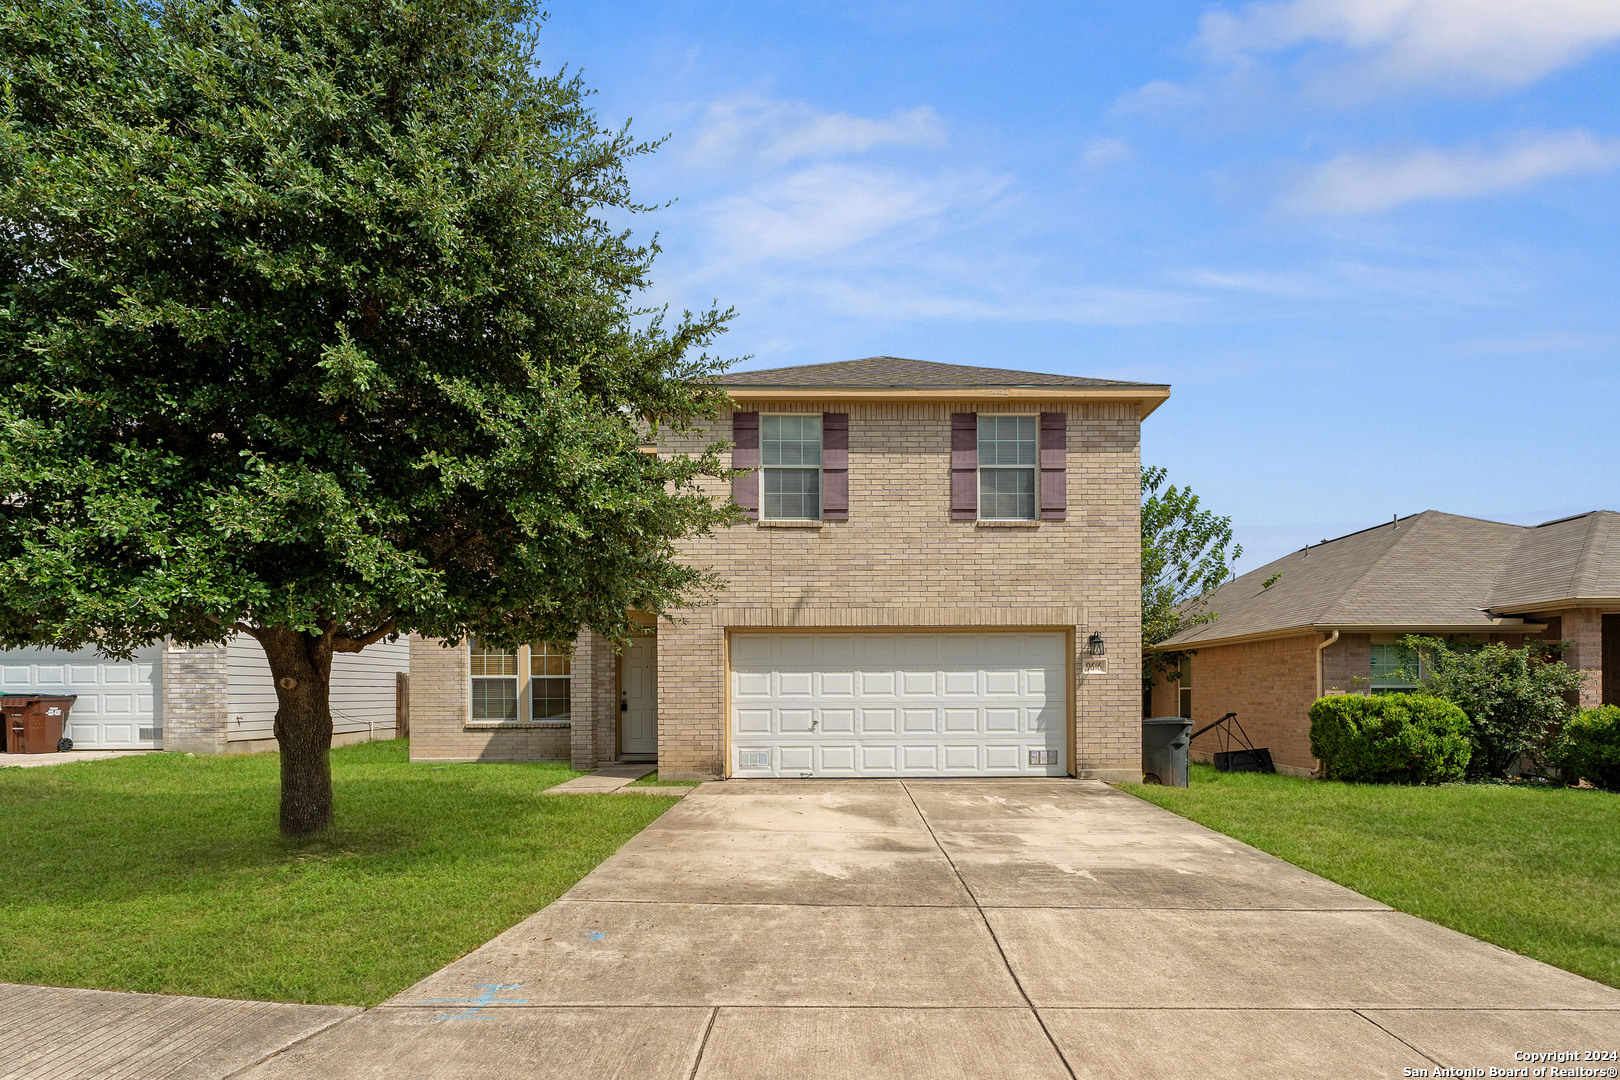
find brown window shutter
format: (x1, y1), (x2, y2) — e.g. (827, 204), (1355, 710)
(821, 413), (849, 521)
(732, 411), (759, 519)
(1040, 412), (1066, 520)
(951, 413), (977, 520)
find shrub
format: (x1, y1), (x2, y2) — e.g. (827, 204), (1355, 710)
(1309, 694), (1472, 784)
(1402, 636), (1584, 779)
(1553, 705), (1620, 791)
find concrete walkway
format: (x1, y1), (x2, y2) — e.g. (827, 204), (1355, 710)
(236, 779), (1620, 1079)
(0, 982), (354, 1079)
(0, 749), (157, 768)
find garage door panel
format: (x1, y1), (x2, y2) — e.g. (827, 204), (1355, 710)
(858, 671), (897, 696)
(736, 709), (772, 733)
(861, 708), (897, 733)
(780, 746), (813, 772)
(898, 636), (938, 665)
(821, 709), (855, 733)
(902, 745), (939, 771)
(778, 671), (813, 696)
(861, 744), (897, 771)
(818, 671), (855, 696)
(730, 631), (1068, 778)
(735, 671), (771, 696)
(985, 708), (1020, 732)
(902, 708), (938, 733)
(900, 671), (936, 695)
(818, 745), (857, 773)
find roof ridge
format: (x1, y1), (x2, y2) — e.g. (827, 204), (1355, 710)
(1569, 511), (1609, 599)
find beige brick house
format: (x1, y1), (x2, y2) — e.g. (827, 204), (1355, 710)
(1148, 510), (1620, 776)
(409, 357), (1169, 781)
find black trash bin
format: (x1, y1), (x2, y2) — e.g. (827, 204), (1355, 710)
(1141, 717), (1191, 787)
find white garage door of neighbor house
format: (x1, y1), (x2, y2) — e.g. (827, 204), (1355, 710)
(0, 645), (163, 749)
(730, 631), (1068, 778)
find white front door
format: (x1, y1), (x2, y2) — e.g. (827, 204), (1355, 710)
(621, 633), (657, 758)
(729, 631), (1068, 778)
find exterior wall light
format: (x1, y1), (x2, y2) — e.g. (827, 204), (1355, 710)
(1087, 632), (1106, 657)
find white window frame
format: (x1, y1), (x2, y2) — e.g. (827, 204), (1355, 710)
(468, 639), (572, 724)
(760, 413), (823, 522)
(977, 414), (1038, 521)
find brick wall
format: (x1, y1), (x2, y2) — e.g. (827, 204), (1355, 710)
(161, 642), (229, 754)
(1320, 633), (1372, 696)
(654, 399), (1144, 781)
(1184, 634), (1323, 776)
(1556, 607), (1605, 708)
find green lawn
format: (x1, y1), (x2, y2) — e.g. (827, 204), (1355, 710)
(0, 740), (679, 1005)
(1122, 764), (1620, 989)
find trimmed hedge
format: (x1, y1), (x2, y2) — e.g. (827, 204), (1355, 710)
(1555, 705), (1620, 791)
(1309, 693), (1472, 784)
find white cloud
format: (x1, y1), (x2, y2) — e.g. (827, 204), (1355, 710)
(1201, 0), (1620, 91)
(688, 95), (946, 168)
(1078, 137), (1135, 170)
(1282, 130), (1620, 213)
(706, 163), (1008, 263)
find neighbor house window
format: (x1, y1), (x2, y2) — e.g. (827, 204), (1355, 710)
(762, 414), (821, 520)
(1370, 643), (1423, 692)
(530, 642), (572, 719)
(470, 640), (572, 722)
(978, 415), (1036, 520)
(470, 639), (519, 721)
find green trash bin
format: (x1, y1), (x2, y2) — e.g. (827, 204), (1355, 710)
(1141, 717), (1191, 787)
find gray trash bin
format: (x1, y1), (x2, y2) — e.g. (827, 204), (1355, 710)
(1142, 717), (1191, 787)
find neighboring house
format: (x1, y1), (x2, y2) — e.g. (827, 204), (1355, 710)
(1148, 510), (1620, 776)
(409, 356), (1169, 781)
(1, 636), (408, 753)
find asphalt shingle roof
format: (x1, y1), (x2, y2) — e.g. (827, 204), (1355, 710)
(1158, 510), (1617, 649)
(722, 356), (1165, 391)
(1490, 511), (1620, 611)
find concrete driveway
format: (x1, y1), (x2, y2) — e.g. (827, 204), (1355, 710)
(238, 778), (1619, 1079)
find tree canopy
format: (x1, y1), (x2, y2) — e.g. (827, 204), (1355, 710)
(1141, 466), (1241, 677)
(0, 0), (736, 834)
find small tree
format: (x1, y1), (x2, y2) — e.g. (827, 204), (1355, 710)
(0, 0), (736, 836)
(1400, 637), (1584, 779)
(1141, 466), (1241, 683)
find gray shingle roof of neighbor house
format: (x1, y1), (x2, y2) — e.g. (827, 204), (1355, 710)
(1490, 510), (1620, 611)
(1155, 509), (1620, 650)
(720, 355), (1168, 391)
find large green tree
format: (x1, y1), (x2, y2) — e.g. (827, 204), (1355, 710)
(1141, 466), (1241, 680)
(0, 0), (736, 836)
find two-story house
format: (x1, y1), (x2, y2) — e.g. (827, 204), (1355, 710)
(409, 357), (1169, 781)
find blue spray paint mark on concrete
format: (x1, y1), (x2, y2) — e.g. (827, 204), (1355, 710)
(585, 931), (606, 941)
(424, 984), (527, 1020)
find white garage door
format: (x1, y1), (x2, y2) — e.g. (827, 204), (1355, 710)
(730, 631), (1067, 778)
(0, 645), (162, 749)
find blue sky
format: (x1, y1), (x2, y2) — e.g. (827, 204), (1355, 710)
(542, 1), (1620, 570)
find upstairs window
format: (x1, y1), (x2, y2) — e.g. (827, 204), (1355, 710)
(762, 414), (822, 520)
(978, 416), (1036, 520)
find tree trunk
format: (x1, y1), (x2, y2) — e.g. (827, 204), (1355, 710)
(256, 626), (338, 839)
